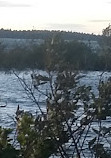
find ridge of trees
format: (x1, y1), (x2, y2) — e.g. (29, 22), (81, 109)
(0, 28), (101, 41)
(0, 32), (110, 71)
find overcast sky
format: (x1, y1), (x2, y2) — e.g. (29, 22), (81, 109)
(0, 0), (111, 34)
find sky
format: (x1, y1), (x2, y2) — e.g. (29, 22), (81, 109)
(0, 0), (111, 35)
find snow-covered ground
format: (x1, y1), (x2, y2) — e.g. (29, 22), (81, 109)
(0, 70), (111, 157)
(0, 70), (111, 128)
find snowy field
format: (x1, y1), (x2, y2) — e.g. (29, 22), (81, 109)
(0, 70), (111, 157)
(0, 70), (111, 128)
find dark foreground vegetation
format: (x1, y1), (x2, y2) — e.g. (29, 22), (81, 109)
(1, 32), (111, 157)
(1, 58), (111, 158)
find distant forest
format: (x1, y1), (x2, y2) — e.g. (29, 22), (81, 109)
(0, 28), (101, 41)
(0, 29), (111, 71)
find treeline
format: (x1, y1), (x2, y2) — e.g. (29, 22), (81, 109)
(0, 35), (110, 71)
(0, 28), (101, 41)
